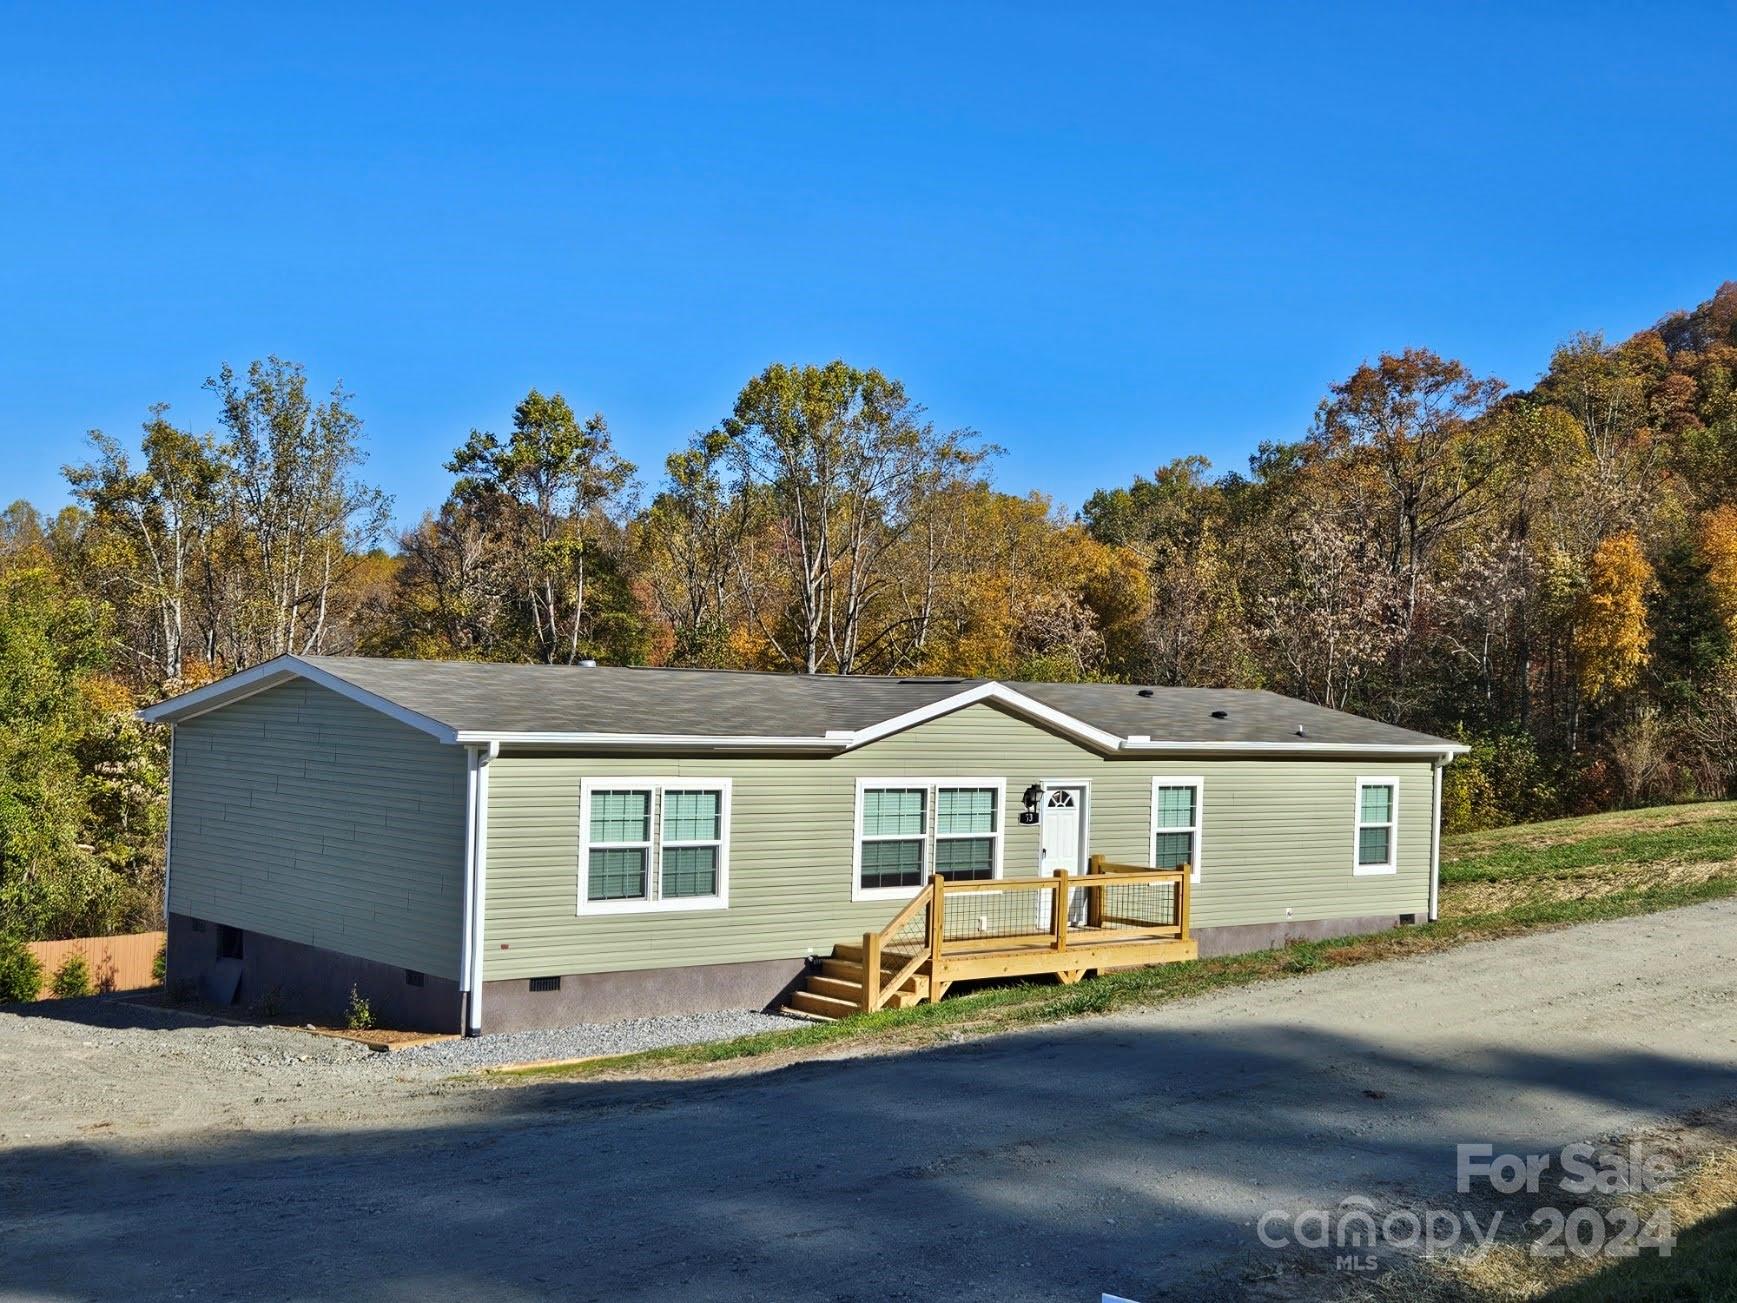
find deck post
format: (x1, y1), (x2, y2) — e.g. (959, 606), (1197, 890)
(1085, 855), (1104, 928)
(1177, 865), (1191, 942)
(861, 930), (880, 1013)
(1054, 869), (1069, 952)
(926, 875), (945, 1002)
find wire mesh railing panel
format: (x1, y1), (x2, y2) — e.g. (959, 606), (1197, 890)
(871, 874), (1184, 965)
(880, 899), (932, 958)
(939, 885), (1052, 944)
(1093, 878), (1179, 931)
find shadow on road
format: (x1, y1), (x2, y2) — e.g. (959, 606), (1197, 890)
(2, 991), (221, 1033)
(3, 1017), (1734, 1301)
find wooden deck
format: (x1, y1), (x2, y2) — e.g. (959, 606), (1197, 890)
(785, 857), (1198, 1020)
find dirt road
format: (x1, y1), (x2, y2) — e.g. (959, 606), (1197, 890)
(4, 900), (1735, 1301)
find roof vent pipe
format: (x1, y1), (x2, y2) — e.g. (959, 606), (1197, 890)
(1295, 725), (1307, 736)
(1211, 709), (1228, 720)
(1137, 688), (1154, 698)
(577, 657), (598, 668)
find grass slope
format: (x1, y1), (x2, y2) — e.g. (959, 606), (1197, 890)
(495, 800), (1737, 1084)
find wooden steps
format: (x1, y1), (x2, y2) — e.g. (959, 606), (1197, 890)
(782, 945), (924, 1021)
(783, 865), (1197, 1022)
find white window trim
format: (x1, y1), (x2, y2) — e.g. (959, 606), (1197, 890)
(1353, 776), (1399, 876)
(1149, 777), (1204, 884)
(852, 777), (1006, 903)
(578, 777), (732, 915)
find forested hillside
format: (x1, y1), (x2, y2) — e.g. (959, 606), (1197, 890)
(5, 284), (1736, 939)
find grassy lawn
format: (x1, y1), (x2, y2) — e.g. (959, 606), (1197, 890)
(1543, 1204), (1737, 1302)
(1356, 1117), (1737, 1302)
(493, 799), (1737, 1084)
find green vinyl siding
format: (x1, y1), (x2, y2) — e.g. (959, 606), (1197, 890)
(167, 680), (468, 977)
(482, 701), (1438, 980)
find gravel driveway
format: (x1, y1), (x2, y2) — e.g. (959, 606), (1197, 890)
(4, 900), (1736, 1301)
(395, 1009), (797, 1070)
(0, 1000), (798, 1142)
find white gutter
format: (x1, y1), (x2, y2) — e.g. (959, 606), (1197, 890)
(454, 731), (846, 752)
(1119, 739), (1469, 758)
(461, 741), (498, 1036)
(455, 732), (1468, 759)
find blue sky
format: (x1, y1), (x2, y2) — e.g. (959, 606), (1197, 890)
(2, 2), (1733, 527)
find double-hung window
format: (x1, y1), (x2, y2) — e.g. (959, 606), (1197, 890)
(854, 778), (1003, 900)
(1150, 778), (1203, 882)
(579, 778), (731, 913)
(1354, 778), (1398, 875)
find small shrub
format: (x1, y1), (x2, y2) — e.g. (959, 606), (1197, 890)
(345, 984), (374, 1031)
(51, 953), (95, 999)
(0, 936), (44, 1003)
(1442, 729), (1566, 833)
(151, 943), (166, 985)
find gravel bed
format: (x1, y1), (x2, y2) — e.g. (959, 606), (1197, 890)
(393, 1008), (801, 1070)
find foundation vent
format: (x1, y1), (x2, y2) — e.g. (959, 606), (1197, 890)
(529, 976), (562, 993)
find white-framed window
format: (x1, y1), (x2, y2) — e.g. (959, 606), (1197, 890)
(1353, 777), (1398, 875)
(578, 777), (731, 914)
(1150, 777), (1204, 883)
(853, 777), (1004, 901)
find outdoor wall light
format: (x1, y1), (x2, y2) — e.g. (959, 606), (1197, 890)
(1020, 783), (1043, 824)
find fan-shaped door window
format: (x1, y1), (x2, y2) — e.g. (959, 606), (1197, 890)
(1046, 789), (1075, 809)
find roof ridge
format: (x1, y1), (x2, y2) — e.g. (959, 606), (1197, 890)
(303, 653), (990, 685)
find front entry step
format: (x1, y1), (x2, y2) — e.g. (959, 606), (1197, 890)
(781, 946), (924, 1021)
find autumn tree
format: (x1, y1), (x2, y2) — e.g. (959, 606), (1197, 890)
(1574, 531), (1654, 703)
(1254, 518), (1404, 712)
(1083, 457), (1254, 686)
(1699, 505), (1737, 636)
(637, 429), (748, 666)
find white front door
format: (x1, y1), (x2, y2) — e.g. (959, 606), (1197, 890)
(1039, 784), (1088, 925)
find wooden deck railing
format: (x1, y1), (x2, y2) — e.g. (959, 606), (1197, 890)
(859, 857), (1192, 1012)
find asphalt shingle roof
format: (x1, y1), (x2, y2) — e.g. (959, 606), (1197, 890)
(281, 656), (1455, 750)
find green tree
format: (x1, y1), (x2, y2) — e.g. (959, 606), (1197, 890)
(447, 390), (637, 664)
(722, 361), (993, 674)
(64, 407), (222, 684)
(0, 568), (135, 938)
(207, 357), (392, 664)
(51, 952), (94, 998)
(0, 934), (44, 1002)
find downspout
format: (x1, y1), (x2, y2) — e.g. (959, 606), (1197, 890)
(459, 746), (480, 1032)
(1428, 756), (1445, 922)
(162, 726), (176, 933)
(462, 741), (498, 1037)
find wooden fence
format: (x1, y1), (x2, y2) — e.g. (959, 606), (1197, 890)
(25, 930), (164, 999)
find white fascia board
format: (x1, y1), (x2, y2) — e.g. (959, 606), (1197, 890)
(1119, 739), (1468, 758)
(841, 681), (1126, 753)
(137, 658), (301, 724)
(137, 655), (460, 743)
